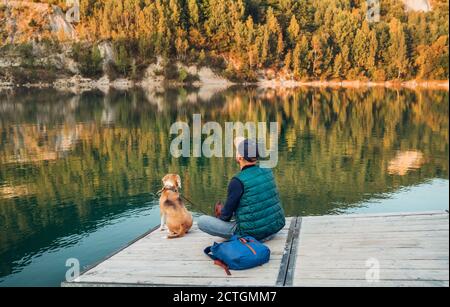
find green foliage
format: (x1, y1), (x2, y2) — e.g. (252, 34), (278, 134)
(16, 43), (35, 67)
(115, 44), (131, 76)
(178, 67), (189, 82)
(72, 43), (103, 78)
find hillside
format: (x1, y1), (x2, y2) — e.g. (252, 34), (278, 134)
(0, 0), (448, 87)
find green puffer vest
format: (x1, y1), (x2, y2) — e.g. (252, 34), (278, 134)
(234, 165), (286, 240)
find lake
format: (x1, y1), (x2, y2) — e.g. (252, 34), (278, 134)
(0, 86), (448, 286)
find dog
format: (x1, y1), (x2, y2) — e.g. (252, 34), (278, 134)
(159, 174), (193, 239)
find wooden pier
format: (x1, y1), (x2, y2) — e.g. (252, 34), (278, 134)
(62, 211), (449, 287)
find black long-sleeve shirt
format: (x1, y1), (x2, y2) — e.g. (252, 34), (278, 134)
(219, 165), (256, 221)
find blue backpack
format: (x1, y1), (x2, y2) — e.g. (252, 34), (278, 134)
(204, 235), (270, 275)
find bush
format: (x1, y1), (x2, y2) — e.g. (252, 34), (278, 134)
(72, 43), (103, 78)
(164, 64), (200, 83)
(104, 61), (119, 81)
(115, 45), (131, 76)
(41, 38), (62, 54)
(223, 67), (258, 83)
(16, 43), (35, 67)
(163, 61), (179, 81)
(372, 69), (386, 82)
(178, 67), (188, 82)
(5, 67), (62, 84)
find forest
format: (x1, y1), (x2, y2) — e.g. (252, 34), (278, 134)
(1, 0), (448, 82)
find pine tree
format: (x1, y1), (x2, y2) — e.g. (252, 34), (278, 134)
(116, 44), (131, 75)
(287, 15), (300, 47)
(388, 18), (410, 79)
(188, 0), (200, 27)
(292, 36), (309, 79)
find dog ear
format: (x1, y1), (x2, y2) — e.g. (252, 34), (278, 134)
(162, 174), (169, 184)
(176, 175), (181, 189)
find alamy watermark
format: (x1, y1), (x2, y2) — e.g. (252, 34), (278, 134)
(169, 114), (279, 168)
(65, 258), (80, 282)
(366, 258), (381, 283)
(66, 0), (80, 23)
(366, 0), (380, 23)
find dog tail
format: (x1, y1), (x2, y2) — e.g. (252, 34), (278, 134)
(167, 233), (182, 239)
(167, 224), (188, 239)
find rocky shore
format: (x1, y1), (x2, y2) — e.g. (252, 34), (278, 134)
(1, 75), (448, 92)
(257, 79), (449, 90)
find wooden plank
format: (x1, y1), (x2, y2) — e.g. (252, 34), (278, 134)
(294, 230), (449, 240)
(301, 219), (449, 229)
(295, 255), (449, 261)
(293, 279), (449, 288)
(80, 265), (282, 278)
(64, 276), (280, 287)
(284, 217), (301, 286)
(298, 239), (449, 249)
(276, 217), (298, 286)
(301, 219), (449, 228)
(303, 213), (449, 221)
(77, 224), (161, 276)
(301, 226), (449, 234)
(302, 211), (447, 220)
(66, 279), (450, 288)
(294, 268), (449, 281)
(302, 214), (449, 223)
(290, 259), (449, 270)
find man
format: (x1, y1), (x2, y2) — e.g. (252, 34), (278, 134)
(198, 138), (286, 241)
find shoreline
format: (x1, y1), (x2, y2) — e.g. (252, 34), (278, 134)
(257, 79), (449, 90)
(0, 78), (448, 92)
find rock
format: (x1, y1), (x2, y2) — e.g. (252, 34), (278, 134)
(98, 41), (116, 71)
(111, 78), (134, 90)
(53, 75), (96, 90)
(0, 58), (21, 68)
(64, 57), (80, 74)
(176, 62), (198, 76)
(197, 67), (231, 85)
(140, 56), (165, 85)
(97, 75), (110, 86)
(98, 42), (115, 62)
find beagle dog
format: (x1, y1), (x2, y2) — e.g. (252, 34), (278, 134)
(159, 174), (193, 239)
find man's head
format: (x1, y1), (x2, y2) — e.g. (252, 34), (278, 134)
(235, 137), (259, 169)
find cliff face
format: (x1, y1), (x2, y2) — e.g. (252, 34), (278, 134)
(0, 0), (74, 45)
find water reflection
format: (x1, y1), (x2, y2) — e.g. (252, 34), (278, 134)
(388, 151), (425, 176)
(0, 86), (448, 286)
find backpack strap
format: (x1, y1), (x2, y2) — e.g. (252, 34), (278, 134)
(203, 246), (217, 260)
(204, 246), (232, 276)
(214, 260), (232, 276)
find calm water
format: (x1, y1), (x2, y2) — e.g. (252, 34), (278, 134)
(0, 86), (448, 286)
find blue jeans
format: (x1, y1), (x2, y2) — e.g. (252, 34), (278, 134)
(198, 215), (275, 242)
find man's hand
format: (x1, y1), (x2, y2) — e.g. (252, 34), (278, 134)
(214, 202), (224, 218)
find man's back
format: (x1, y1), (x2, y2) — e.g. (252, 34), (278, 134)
(234, 165), (286, 240)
